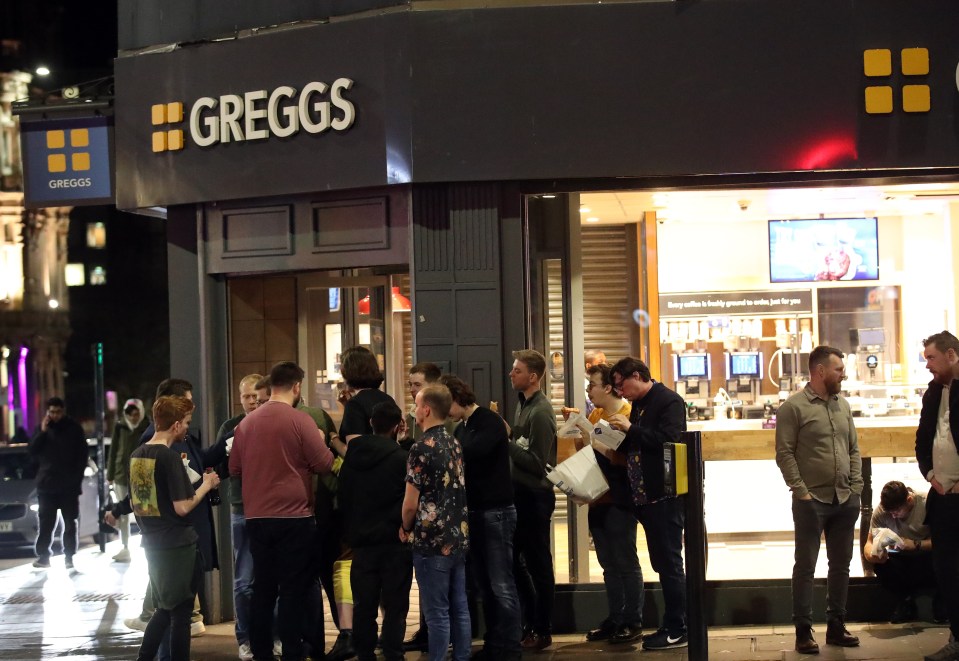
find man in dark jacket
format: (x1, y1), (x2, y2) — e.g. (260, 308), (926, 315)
(914, 331), (959, 661)
(609, 357), (688, 651)
(29, 397), (88, 569)
(337, 401), (411, 661)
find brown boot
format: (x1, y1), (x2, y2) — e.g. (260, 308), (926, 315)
(795, 624), (820, 654)
(825, 619), (860, 647)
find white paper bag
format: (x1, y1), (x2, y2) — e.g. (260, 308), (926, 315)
(546, 445), (610, 504)
(591, 418), (626, 450)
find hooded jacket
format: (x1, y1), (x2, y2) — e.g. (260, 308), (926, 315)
(338, 433), (408, 548)
(107, 399), (149, 485)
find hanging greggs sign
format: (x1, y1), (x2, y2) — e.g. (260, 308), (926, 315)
(152, 78), (356, 153)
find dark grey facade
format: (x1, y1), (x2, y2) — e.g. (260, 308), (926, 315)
(114, 0), (959, 628)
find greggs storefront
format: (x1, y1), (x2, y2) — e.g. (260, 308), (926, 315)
(115, 0), (959, 628)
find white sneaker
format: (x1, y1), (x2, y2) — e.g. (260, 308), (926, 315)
(238, 642), (253, 660)
(191, 620), (206, 637)
(124, 616), (149, 632)
(112, 548), (131, 563)
(273, 640), (282, 657)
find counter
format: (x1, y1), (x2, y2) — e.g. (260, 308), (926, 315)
(689, 416), (919, 461)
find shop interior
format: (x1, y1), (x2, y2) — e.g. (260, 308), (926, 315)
(544, 181), (959, 584)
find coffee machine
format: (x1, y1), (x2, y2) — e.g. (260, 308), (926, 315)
(854, 327), (886, 384)
(725, 351), (763, 403)
(673, 353), (710, 401)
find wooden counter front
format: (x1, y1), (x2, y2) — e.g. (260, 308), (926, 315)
(700, 424), (917, 461)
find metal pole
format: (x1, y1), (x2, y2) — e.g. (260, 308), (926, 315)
(683, 430), (708, 660)
(93, 342), (106, 553)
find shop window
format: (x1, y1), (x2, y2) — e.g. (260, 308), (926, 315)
(89, 266), (107, 285)
(86, 222), (106, 249)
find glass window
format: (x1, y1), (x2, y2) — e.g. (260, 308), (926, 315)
(89, 266), (107, 285)
(65, 263), (85, 287)
(86, 222), (106, 249)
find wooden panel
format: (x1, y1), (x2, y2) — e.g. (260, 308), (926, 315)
(700, 425), (917, 461)
(311, 197), (389, 253)
(231, 319), (265, 362)
(262, 277), (296, 320)
(229, 278), (264, 321)
(222, 205), (293, 257)
(264, 318), (297, 363)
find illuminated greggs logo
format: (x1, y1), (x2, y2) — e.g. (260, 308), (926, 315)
(152, 78), (356, 153)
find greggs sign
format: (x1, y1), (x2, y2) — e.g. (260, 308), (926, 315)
(151, 78), (356, 152)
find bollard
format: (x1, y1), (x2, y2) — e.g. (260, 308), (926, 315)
(682, 430), (708, 660)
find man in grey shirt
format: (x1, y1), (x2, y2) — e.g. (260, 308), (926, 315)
(775, 345), (862, 654)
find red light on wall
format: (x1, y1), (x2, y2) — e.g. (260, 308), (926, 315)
(794, 135), (858, 171)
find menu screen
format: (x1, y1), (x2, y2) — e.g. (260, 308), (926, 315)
(677, 355), (709, 379)
(730, 353), (761, 378)
(769, 218), (879, 283)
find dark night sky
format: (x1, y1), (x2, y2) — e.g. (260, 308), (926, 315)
(1, 1), (118, 92)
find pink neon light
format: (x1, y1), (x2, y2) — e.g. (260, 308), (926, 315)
(18, 347), (28, 431)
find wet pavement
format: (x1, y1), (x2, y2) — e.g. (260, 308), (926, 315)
(0, 538), (952, 660)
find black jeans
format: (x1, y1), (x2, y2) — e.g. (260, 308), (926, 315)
(637, 497), (686, 634)
(247, 517), (318, 661)
(873, 551), (936, 597)
(790, 494), (860, 627)
(928, 490), (959, 638)
(35, 491), (79, 560)
(351, 543), (413, 661)
(590, 504), (642, 627)
(138, 598), (194, 661)
(513, 486), (555, 636)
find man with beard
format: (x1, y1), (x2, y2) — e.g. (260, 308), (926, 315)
(775, 345), (862, 654)
(915, 331), (959, 661)
(230, 361), (334, 661)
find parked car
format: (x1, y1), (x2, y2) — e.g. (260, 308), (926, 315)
(0, 439), (109, 549)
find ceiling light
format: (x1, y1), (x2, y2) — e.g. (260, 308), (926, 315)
(586, 217), (600, 223)
(541, 194), (556, 199)
(48, 299), (59, 309)
(579, 206), (591, 213)
(35, 66), (50, 76)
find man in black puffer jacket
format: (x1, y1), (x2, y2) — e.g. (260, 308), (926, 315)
(29, 396), (88, 569)
(339, 400), (412, 661)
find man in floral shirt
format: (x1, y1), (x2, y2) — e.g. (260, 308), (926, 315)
(401, 384), (470, 661)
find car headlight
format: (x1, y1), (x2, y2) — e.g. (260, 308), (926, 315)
(29, 504), (39, 512)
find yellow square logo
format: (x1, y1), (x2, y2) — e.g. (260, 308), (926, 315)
(903, 85), (930, 112)
(166, 102), (184, 124)
(152, 131), (167, 153)
(70, 129), (89, 148)
(71, 153), (91, 171)
(863, 49), (892, 77)
(901, 48), (929, 76)
(46, 130), (66, 149)
(865, 86), (893, 114)
(48, 153), (67, 173)
(166, 129), (184, 151)
(151, 104), (167, 126)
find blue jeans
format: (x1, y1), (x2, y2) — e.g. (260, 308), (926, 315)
(231, 511), (254, 645)
(589, 504), (642, 627)
(469, 506), (521, 654)
(636, 497), (686, 634)
(413, 552), (471, 661)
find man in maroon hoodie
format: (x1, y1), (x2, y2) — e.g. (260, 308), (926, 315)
(230, 361), (334, 661)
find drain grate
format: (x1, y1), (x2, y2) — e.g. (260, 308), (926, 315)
(0, 592), (139, 604)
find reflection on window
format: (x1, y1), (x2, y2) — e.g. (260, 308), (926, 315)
(86, 222), (106, 249)
(89, 266), (106, 285)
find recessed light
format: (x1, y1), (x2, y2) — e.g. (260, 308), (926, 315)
(579, 206), (591, 213)
(541, 194), (556, 199)
(586, 217), (600, 223)
(35, 66), (50, 77)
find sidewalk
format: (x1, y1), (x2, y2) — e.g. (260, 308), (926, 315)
(0, 538), (950, 660)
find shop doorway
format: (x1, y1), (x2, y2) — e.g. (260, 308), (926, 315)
(226, 271), (412, 426)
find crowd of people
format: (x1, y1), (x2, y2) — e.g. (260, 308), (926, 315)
(25, 328), (959, 661)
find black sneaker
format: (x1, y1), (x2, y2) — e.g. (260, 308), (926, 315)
(32, 557), (50, 569)
(642, 628), (688, 650)
(609, 624), (643, 645)
(403, 628), (428, 653)
(585, 619), (617, 642)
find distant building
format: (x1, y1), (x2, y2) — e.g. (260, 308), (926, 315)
(0, 70), (72, 440)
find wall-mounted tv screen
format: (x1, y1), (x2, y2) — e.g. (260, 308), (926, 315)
(768, 217), (879, 283)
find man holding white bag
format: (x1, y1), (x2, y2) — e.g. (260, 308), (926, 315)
(565, 363), (642, 644)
